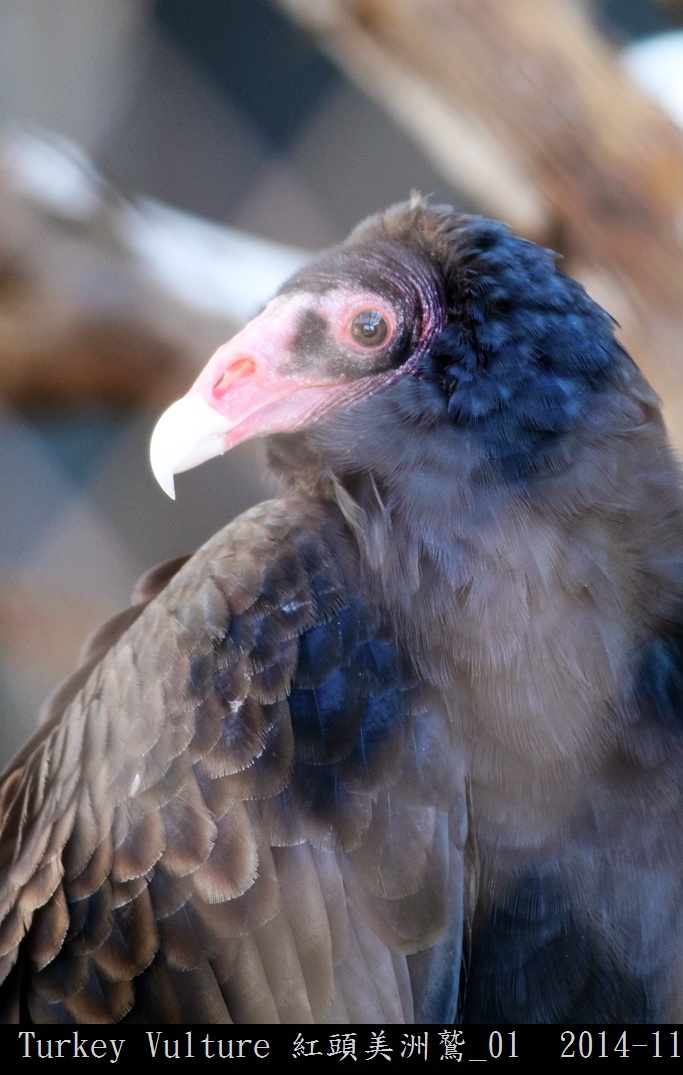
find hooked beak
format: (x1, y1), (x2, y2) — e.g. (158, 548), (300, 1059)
(150, 394), (235, 499)
(150, 295), (353, 498)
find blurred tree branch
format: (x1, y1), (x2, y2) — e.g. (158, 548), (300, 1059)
(275, 0), (683, 434)
(0, 131), (307, 414)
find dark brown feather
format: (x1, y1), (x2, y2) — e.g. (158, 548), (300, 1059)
(7, 200), (683, 1024)
(0, 496), (460, 1022)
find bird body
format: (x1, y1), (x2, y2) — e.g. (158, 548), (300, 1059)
(2, 198), (683, 1022)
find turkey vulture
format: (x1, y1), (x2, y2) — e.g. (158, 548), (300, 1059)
(2, 197), (683, 1023)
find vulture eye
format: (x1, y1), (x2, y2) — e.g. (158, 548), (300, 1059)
(349, 309), (390, 348)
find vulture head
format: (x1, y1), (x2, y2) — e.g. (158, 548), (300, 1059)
(151, 198), (646, 527)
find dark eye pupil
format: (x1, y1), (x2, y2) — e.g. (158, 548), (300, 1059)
(350, 310), (388, 347)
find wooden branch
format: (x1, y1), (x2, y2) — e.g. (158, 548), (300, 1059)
(0, 131), (308, 411)
(275, 0), (683, 290)
(274, 0), (683, 436)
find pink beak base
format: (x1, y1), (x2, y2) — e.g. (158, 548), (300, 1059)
(150, 296), (361, 498)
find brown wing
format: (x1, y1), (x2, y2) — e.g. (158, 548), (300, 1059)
(0, 497), (467, 1023)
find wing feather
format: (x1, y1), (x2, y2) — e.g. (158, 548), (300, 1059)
(0, 496), (466, 1022)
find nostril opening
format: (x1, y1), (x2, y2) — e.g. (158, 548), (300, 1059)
(213, 356), (257, 397)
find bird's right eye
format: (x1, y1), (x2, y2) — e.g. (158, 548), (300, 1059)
(349, 309), (390, 348)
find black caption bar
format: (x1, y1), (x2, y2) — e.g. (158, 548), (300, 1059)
(4, 1025), (683, 1064)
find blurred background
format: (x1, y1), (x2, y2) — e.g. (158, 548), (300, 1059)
(2, 0), (683, 765)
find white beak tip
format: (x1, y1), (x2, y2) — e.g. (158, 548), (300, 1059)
(149, 394), (232, 499)
(159, 474), (177, 500)
(149, 408), (179, 499)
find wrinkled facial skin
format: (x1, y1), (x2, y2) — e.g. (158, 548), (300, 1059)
(276, 238), (446, 382)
